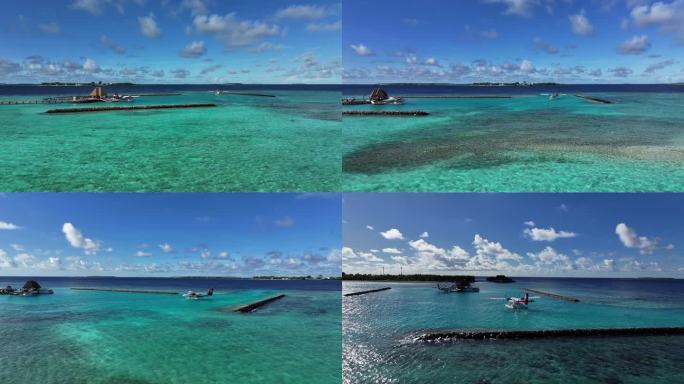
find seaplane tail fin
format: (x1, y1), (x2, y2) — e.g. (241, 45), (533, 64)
(207, 288), (214, 296)
(524, 293), (529, 304)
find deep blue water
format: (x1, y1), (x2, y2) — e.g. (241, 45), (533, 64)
(343, 83), (684, 96)
(0, 276), (341, 291)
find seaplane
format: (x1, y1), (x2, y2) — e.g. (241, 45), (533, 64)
(182, 288), (214, 300)
(491, 292), (539, 310)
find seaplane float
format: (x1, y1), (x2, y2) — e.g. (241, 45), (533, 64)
(437, 281), (480, 293)
(182, 288), (214, 300)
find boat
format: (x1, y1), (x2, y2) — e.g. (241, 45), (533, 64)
(183, 288), (214, 300)
(505, 293), (531, 310)
(437, 280), (480, 293)
(549, 92), (559, 100)
(215, 90), (223, 96)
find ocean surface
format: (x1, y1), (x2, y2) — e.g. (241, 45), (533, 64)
(342, 84), (684, 192)
(0, 84), (340, 192)
(343, 278), (684, 383)
(0, 277), (341, 384)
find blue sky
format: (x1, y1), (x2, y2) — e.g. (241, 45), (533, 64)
(343, 0), (684, 83)
(0, 193), (341, 277)
(343, 194), (683, 277)
(0, 0), (341, 84)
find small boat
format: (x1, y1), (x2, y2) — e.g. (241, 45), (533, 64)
(437, 281), (479, 293)
(183, 288), (214, 300)
(215, 90), (223, 96)
(549, 92), (559, 100)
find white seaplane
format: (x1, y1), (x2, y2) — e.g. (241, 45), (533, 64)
(183, 288), (214, 300)
(491, 292), (539, 310)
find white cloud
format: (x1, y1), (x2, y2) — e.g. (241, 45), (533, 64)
(83, 58), (100, 73)
(524, 226), (578, 241)
(62, 222), (101, 255)
(366, 225), (375, 230)
(0, 221), (20, 230)
(569, 11), (594, 36)
(380, 228), (404, 240)
(524, 221), (536, 227)
(306, 21), (341, 32)
(473, 234), (522, 262)
(159, 243), (173, 253)
(630, 0), (684, 43)
(275, 5), (328, 20)
(527, 246), (573, 270)
(179, 41), (207, 58)
(274, 216), (295, 228)
(618, 35), (651, 54)
(424, 58), (439, 66)
(405, 54), (417, 64)
(575, 256), (594, 269)
(419, 231), (429, 238)
(350, 44), (374, 56)
(0, 249), (16, 268)
(39, 22), (61, 34)
(382, 248), (401, 254)
(193, 13), (280, 48)
(14, 253), (36, 267)
(519, 59), (536, 73)
(10, 244), (24, 251)
(615, 223), (664, 255)
(71, 0), (107, 15)
(482, 0), (543, 17)
(135, 251), (152, 257)
(138, 14), (161, 39)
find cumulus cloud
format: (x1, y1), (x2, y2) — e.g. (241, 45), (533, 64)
(618, 35), (651, 54)
(135, 251), (152, 257)
(159, 243), (174, 253)
(138, 14), (161, 39)
(100, 35), (126, 54)
(0, 221), (21, 230)
(193, 13), (280, 48)
(609, 67), (633, 77)
(524, 221), (536, 227)
(382, 248), (401, 254)
(179, 41), (207, 58)
(419, 231), (429, 238)
(482, 0), (545, 17)
(275, 5), (329, 20)
(0, 249), (16, 268)
(569, 11), (594, 36)
(350, 43), (374, 56)
(171, 68), (190, 78)
(83, 58), (100, 73)
(366, 225), (374, 230)
(615, 223), (669, 255)
(524, 226), (578, 241)
(380, 228), (404, 240)
(519, 59), (536, 73)
(644, 59), (676, 73)
(62, 222), (101, 255)
(630, 1), (684, 44)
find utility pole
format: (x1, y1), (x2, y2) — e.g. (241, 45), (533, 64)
(382, 266), (385, 275)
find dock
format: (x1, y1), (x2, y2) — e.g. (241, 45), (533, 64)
(344, 287), (391, 297)
(45, 103), (217, 114)
(523, 288), (579, 302)
(233, 294), (286, 313)
(574, 94), (612, 104)
(222, 92), (276, 98)
(415, 327), (684, 341)
(400, 95), (512, 99)
(71, 287), (178, 295)
(342, 111), (429, 116)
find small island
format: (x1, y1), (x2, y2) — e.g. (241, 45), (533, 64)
(486, 275), (515, 283)
(342, 272), (474, 283)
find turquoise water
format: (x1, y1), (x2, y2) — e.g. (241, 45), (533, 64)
(343, 279), (684, 383)
(0, 280), (341, 384)
(342, 92), (684, 192)
(0, 89), (340, 191)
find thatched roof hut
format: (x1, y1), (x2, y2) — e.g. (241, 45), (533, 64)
(23, 280), (42, 290)
(369, 88), (389, 102)
(89, 87), (106, 98)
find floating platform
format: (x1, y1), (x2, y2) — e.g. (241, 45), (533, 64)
(342, 111), (429, 116)
(523, 288), (579, 302)
(415, 327), (684, 341)
(45, 103), (217, 114)
(71, 287), (178, 295)
(233, 294), (286, 313)
(344, 287), (392, 297)
(574, 94), (612, 104)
